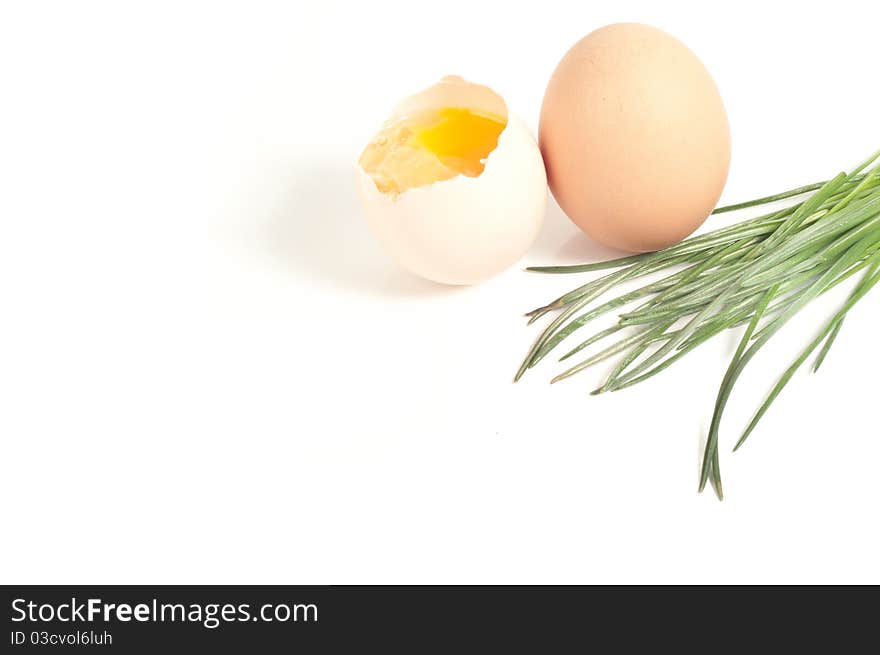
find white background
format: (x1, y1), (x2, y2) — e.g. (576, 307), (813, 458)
(2, 1), (879, 584)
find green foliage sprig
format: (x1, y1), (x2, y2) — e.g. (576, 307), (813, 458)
(517, 151), (880, 498)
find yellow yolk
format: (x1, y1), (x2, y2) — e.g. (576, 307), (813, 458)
(359, 106), (507, 195)
(414, 108), (507, 175)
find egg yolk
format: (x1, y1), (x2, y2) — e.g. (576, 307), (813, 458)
(359, 107), (507, 195)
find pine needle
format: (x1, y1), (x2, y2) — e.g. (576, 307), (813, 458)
(517, 150), (880, 498)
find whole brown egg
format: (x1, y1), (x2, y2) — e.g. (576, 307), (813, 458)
(539, 23), (731, 252)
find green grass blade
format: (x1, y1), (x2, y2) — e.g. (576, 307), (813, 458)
(735, 255), (880, 450)
(698, 284), (778, 494)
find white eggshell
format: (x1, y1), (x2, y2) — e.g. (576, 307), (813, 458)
(356, 82), (547, 286)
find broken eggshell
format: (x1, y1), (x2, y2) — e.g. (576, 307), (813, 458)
(356, 76), (547, 286)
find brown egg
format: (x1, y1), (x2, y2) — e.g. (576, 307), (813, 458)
(539, 23), (731, 252)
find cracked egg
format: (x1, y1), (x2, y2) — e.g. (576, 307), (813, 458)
(356, 76), (547, 285)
